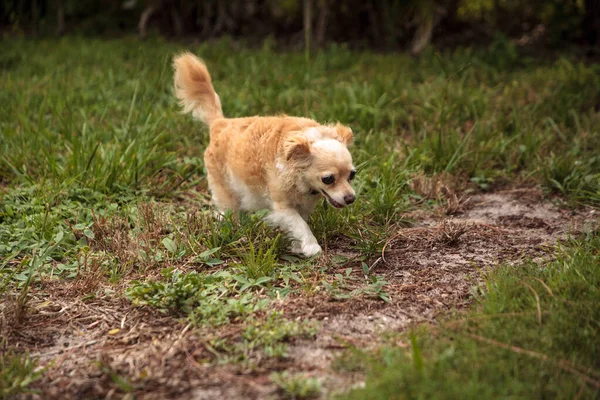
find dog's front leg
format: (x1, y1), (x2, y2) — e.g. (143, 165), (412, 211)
(266, 208), (321, 257)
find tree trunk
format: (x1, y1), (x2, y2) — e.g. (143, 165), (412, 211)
(199, 0), (212, 38)
(57, 0), (65, 35)
(366, 2), (382, 46)
(32, 0), (40, 35)
(584, 0), (600, 48)
(139, 4), (158, 38)
(411, 14), (434, 55)
(445, 0), (461, 27)
(304, 0), (312, 54)
(170, 5), (183, 36)
(315, 0), (329, 47)
(212, 1), (234, 35)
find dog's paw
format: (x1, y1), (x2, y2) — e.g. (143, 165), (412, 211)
(301, 242), (322, 258)
(211, 209), (226, 221)
(290, 241), (322, 258)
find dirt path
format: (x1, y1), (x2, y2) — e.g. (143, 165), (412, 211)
(7, 189), (597, 399)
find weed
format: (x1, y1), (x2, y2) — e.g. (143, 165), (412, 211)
(309, 202), (355, 246)
(127, 268), (269, 326)
(331, 348), (369, 373)
(206, 312), (318, 367)
(234, 234), (283, 280)
(238, 312), (318, 362)
(322, 264), (391, 303)
(543, 152), (600, 205)
(97, 356), (136, 395)
(348, 225), (389, 258)
(0, 346), (45, 398)
(270, 371), (322, 400)
(434, 220), (468, 246)
(360, 154), (413, 226)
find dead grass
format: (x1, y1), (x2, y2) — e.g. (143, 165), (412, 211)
(410, 173), (469, 215)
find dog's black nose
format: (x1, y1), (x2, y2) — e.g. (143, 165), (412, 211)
(344, 194), (356, 205)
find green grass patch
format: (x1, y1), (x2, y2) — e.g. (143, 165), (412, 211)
(270, 371), (322, 400)
(127, 267), (272, 326)
(0, 346), (45, 398)
(2, 37), (600, 206)
(211, 312), (318, 365)
(339, 233), (600, 399)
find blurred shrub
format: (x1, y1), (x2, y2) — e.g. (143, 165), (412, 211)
(0, 0), (595, 49)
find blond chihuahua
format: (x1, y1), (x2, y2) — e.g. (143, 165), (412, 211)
(173, 53), (356, 257)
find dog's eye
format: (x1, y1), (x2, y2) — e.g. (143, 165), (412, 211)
(349, 170), (356, 181)
(321, 175), (335, 185)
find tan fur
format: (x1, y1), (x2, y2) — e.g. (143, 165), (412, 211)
(173, 52), (223, 124)
(173, 53), (357, 257)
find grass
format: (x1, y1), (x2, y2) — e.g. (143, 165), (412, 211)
(126, 267), (272, 326)
(339, 234), (600, 399)
(0, 346), (45, 398)
(0, 36), (598, 397)
(271, 371), (322, 399)
(2, 38), (599, 203)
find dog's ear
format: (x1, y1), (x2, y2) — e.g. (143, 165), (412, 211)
(283, 134), (311, 161)
(333, 123), (353, 145)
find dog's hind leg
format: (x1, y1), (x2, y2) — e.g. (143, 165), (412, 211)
(206, 168), (239, 213)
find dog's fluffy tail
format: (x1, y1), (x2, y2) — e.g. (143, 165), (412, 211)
(173, 52), (223, 125)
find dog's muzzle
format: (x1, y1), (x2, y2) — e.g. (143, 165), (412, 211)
(321, 190), (355, 208)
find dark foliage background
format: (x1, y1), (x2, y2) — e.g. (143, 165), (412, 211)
(1, 0), (599, 52)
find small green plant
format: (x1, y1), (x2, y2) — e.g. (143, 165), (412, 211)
(193, 246), (224, 267)
(331, 348), (369, 373)
(322, 265), (391, 303)
(0, 347), (45, 398)
(235, 234), (283, 280)
(543, 152), (600, 205)
(97, 358), (136, 395)
(349, 225), (389, 258)
(310, 201), (355, 244)
(360, 155), (413, 226)
(127, 268), (269, 326)
(195, 211), (248, 257)
(270, 371), (322, 400)
(242, 312), (318, 356)
(208, 312), (318, 365)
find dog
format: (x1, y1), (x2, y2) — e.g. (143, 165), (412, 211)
(173, 53), (357, 257)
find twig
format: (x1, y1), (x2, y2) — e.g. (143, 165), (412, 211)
(369, 257), (383, 274)
(574, 378), (587, 400)
(532, 277), (554, 298)
(185, 349), (204, 371)
(161, 323), (193, 368)
(178, 323), (192, 340)
(479, 223), (511, 233)
(396, 305), (437, 324)
(444, 311), (551, 328)
(520, 280), (542, 326)
(465, 333), (600, 387)
(39, 339), (100, 357)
